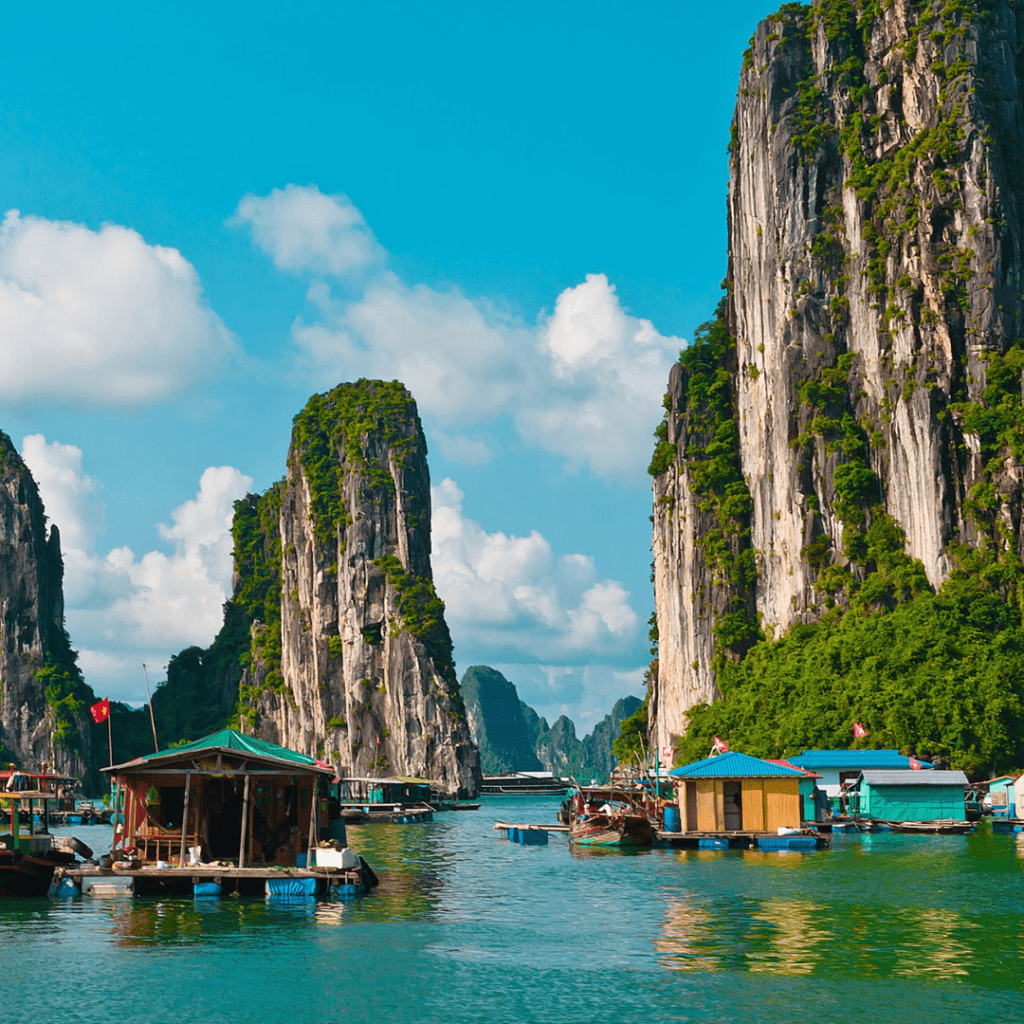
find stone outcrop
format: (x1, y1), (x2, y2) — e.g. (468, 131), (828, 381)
(236, 381), (481, 797)
(461, 665), (543, 774)
(461, 663), (642, 778)
(0, 430), (91, 776)
(652, 1), (1024, 754)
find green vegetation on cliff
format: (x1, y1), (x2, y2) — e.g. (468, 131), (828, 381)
(376, 553), (457, 685)
(678, 548), (1024, 776)
(291, 379), (419, 548)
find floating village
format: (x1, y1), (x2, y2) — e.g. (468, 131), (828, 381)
(1, 726), (1014, 901)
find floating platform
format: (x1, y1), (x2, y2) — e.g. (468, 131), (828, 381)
(655, 830), (829, 850)
(54, 864), (369, 899)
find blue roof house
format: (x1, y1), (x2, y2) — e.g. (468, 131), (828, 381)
(788, 750), (933, 798)
(669, 751), (805, 833)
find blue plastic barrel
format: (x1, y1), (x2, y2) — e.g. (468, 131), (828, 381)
(193, 881), (222, 897)
(698, 837), (729, 850)
(324, 819), (347, 844)
(663, 806), (681, 833)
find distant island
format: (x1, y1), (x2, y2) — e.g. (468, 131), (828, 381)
(460, 665), (642, 781)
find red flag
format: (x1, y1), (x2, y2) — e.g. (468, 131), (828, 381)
(909, 756), (923, 771)
(853, 722), (868, 738)
(90, 697), (110, 724)
(711, 736), (729, 755)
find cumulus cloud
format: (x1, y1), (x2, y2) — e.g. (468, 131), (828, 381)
(431, 431), (493, 466)
(231, 184), (383, 276)
(0, 211), (234, 407)
(233, 186), (682, 482)
(21, 435), (252, 702)
(431, 478), (639, 665)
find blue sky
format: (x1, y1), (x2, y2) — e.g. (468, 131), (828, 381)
(0, 0), (775, 734)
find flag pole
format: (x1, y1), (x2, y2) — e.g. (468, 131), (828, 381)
(142, 663), (159, 753)
(106, 697), (113, 768)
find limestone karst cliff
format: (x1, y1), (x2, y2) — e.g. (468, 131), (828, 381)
(219, 380), (480, 797)
(461, 664), (643, 778)
(0, 430), (92, 777)
(651, 0), (1024, 761)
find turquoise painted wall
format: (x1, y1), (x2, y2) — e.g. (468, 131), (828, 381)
(861, 784), (965, 820)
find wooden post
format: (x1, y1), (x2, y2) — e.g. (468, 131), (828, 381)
(142, 663), (159, 753)
(305, 775), (318, 870)
(238, 774), (251, 868)
(179, 772), (191, 868)
(106, 701), (113, 768)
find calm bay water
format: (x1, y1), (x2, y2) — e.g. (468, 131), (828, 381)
(4, 796), (1023, 1023)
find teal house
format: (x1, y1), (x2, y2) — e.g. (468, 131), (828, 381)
(986, 775), (1017, 818)
(856, 770), (968, 821)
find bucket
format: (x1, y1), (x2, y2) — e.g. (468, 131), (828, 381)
(663, 806), (681, 833)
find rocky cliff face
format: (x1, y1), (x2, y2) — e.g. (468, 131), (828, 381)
(652, 0), (1024, 755)
(0, 431), (91, 776)
(236, 381), (481, 797)
(461, 665), (543, 773)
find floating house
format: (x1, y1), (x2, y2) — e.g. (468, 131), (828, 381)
(788, 749), (933, 798)
(669, 751), (804, 833)
(105, 728), (335, 871)
(854, 769), (968, 821)
(339, 776), (434, 806)
(986, 775), (1017, 818)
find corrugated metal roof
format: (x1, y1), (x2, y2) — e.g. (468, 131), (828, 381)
(767, 758), (821, 779)
(789, 749), (933, 770)
(861, 770), (968, 787)
(106, 728), (332, 773)
(669, 751), (805, 778)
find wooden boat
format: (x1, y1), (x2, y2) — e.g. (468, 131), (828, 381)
(566, 788), (654, 848)
(0, 788), (76, 896)
(570, 812), (654, 847)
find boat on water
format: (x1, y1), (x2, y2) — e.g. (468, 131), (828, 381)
(0, 787), (77, 896)
(480, 772), (569, 796)
(565, 787), (655, 848)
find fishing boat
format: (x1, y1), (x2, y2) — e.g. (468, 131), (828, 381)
(566, 787), (654, 848)
(0, 787), (77, 896)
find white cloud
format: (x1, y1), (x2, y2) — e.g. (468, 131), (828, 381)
(231, 184), (383, 276)
(21, 435), (252, 702)
(431, 431), (494, 466)
(0, 210), (234, 407)
(233, 186), (682, 482)
(431, 477), (639, 665)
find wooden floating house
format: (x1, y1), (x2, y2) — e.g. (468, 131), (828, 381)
(336, 776), (435, 820)
(57, 728), (372, 898)
(664, 752), (826, 850)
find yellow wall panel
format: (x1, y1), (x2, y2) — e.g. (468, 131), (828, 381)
(741, 780), (765, 831)
(763, 778), (801, 831)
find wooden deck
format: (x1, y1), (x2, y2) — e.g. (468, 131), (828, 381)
(56, 863), (367, 896)
(493, 820), (570, 833)
(656, 830), (829, 849)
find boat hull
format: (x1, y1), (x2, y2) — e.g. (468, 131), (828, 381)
(570, 814), (654, 848)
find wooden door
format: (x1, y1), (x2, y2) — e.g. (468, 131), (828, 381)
(695, 780), (716, 831)
(741, 780), (765, 831)
(763, 779), (801, 831)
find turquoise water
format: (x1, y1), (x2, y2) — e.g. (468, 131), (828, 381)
(4, 797), (1023, 1023)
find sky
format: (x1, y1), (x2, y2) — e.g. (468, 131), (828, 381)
(0, 0), (776, 736)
